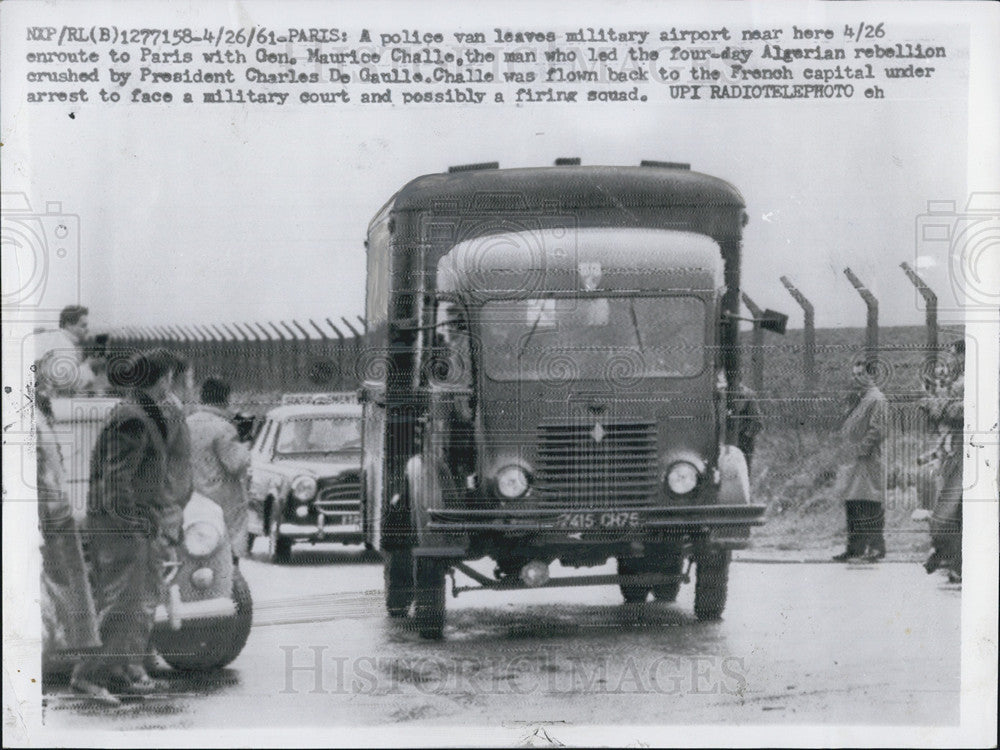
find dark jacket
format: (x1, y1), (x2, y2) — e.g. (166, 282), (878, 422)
(728, 384), (763, 457)
(87, 394), (170, 536)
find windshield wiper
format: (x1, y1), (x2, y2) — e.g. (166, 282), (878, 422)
(629, 299), (644, 351)
(519, 306), (546, 358)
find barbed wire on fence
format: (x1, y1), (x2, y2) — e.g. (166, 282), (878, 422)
(107, 316), (367, 393)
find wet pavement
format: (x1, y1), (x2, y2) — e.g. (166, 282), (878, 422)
(43, 542), (961, 730)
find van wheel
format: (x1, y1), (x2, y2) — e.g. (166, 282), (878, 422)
(617, 557), (651, 604)
(652, 549), (684, 603)
(384, 550), (414, 617)
(414, 558), (447, 639)
(694, 549), (731, 621)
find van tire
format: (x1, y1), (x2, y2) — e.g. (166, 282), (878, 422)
(414, 558), (447, 639)
(694, 549), (730, 620)
(384, 550), (414, 617)
(617, 557), (651, 604)
(651, 549), (684, 603)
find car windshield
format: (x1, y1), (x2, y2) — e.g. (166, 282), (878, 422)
(275, 417), (362, 454)
(480, 295), (706, 381)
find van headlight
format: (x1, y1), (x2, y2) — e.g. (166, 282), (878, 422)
(666, 461), (699, 495)
(496, 465), (530, 499)
(184, 521), (222, 558)
(291, 475), (317, 501)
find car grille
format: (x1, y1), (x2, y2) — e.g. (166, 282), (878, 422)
(535, 420), (660, 507)
(314, 476), (361, 515)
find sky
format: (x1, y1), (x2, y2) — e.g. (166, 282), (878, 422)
(0, 1), (983, 334)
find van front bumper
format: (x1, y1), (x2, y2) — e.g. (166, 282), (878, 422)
(427, 503), (764, 536)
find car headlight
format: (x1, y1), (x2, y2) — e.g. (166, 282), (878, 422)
(184, 521), (222, 558)
(291, 475), (317, 501)
(666, 461), (699, 495)
(496, 465), (530, 499)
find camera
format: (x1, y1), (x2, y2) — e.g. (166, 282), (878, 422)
(914, 193), (1000, 313)
(233, 412), (260, 443)
(1, 192), (81, 312)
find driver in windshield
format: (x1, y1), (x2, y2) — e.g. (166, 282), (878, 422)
(283, 420), (318, 452)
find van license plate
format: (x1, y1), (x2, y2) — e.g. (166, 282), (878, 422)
(555, 512), (641, 530)
(325, 513), (361, 527)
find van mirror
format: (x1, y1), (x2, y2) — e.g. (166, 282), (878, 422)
(759, 309), (788, 335)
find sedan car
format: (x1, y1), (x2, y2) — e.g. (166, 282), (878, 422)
(247, 398), (364, 563)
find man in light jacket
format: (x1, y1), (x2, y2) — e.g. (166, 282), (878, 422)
(187, 378), (252, 559)
(832, 359), (888, 562)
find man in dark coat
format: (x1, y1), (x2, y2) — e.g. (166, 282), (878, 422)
(74, 349), (175, 696)
(832, 360), (888, 562)
(143, 351), (194, 673)
(728, 382), (763, 473)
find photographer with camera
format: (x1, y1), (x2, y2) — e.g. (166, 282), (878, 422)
(187, 378), (253, 560)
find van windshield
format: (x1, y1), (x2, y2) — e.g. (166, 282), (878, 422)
(480, 296), (706, 381)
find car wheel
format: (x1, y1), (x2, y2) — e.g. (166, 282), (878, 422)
(384, 549), (414, 618)
(617, 556), (651, 603)
(651, 548), (684, 603)
(268, 519), (292, 564)
(154, 567), (254, 671)
(694, 548), (731, 621)
(414, 558), (447, 639)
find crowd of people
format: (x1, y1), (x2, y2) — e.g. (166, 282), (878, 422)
(35, 308), (253, 705)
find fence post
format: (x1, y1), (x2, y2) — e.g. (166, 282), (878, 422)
(340, 317), (361, 339)
(899, 262), (939, 378)
(740, 292), (764, 393)
(220, 324), (242, 390)
(232, 323), (258, 391)
(779, 275), (818, 395)
(255, 323), (276, 391)
(197, 325), (213, 378)
(283, 321), (306, 390)
(843, 267), (879, 367)
(307, 319), (335, 388)
(326, 318), (345, 389)
(268, 322), (288, 389)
